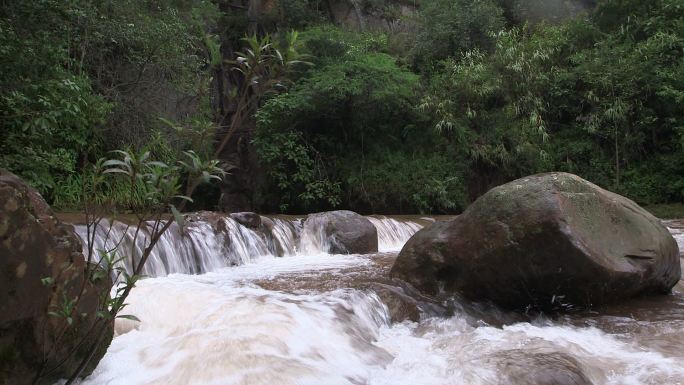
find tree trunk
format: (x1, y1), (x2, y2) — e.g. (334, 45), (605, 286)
(247, 0), (261, 34)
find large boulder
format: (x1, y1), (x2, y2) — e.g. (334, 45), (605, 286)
(302, 210), (378, 254)
(391, 172), (681, 310)
(0, 170), (112, 384)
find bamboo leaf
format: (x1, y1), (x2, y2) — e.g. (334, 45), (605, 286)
(102, 168), (129, 175)
(117, 314), (141, 322)
(102, 159), (127, 167)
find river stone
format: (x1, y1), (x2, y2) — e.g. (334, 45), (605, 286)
(230, 211), (262, 229)
(391, 172), (681, 310)
(0, 169), (112, 384)
(303, 210), (378, 254)
(497, 350), (594, 385)
(368, 283), (421, 323)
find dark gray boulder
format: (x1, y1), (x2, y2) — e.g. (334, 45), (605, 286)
(391, 172), (681, 310)
(303, 210), (378, 254)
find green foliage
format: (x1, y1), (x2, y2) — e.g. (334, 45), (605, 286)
(254, 1), (684, 212)
(550, 1), (684, 202)
(254, 131), (341, 211)
(0, 0), (219, 209)
(255, 26), (468, 213)
(298, 26), (390, 65)
(3, 0), (684, 216)
(71, 0), (219, 148)
(0, 3), (112, 198)
(645, 203), (684, 219)
(340, 147), (468, 214)
(420, 27), (560, 193)
(215, 30), (310, 164)
(421, 0), (684, 203)
(411, 0), (506, 69)
(262, 0), (326, 29)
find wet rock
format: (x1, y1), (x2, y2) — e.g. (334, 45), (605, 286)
(0, 169), (112, 384)
(230, 211), (262, 229)
(368, 283), (421, 323)
(186, 210), (226, 223)
(391, 172), (681, 311)
(303, 210), (378, 254)
(497, 350), (594, 385)
(185, 210), (231, 237)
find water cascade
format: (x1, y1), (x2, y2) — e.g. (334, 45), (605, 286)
(368, 216), (430, 252)
(74, 214), (424, 277)
(72, 215), (684, 385)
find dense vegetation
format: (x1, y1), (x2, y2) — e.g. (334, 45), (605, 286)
(2, 0), (683, 214)
(0, 0), (219, 208)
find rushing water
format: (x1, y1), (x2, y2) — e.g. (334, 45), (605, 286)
(72, 216), (684, 385)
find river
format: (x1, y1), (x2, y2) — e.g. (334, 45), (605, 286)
(71, 216), (684, 385)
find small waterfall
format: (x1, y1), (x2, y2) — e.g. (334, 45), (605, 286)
(73, 213), (426, 278)
(269, 217), (302, 255)
(299, 214), (332, 254)
(74, 215), (300, 277)
(368, 216), (425, 252)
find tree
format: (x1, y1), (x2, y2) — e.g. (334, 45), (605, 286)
(420, 26), (559, 196)
(411, 0), (506, 70)
(253, 27), (466, 213)
(0, 0), (220, 208)
(214, 31), (307, 158)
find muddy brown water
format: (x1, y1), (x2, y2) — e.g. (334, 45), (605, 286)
(65, 215), (684, 385)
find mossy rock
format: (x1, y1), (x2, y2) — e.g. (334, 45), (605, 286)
(391, 172), (681, 311)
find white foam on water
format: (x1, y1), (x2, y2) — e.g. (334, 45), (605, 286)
(82, 255), (390, 385)
(80, 248), (684, 385)
(73, 217), (684, 385)
(370, 317), (684, 385)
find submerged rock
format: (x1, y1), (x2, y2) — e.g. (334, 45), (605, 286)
(303, 210), (378, 254)
(368, 283), (421, 323)
(391, 172), (681, 310)
(0, 169), (112, 384)
(496, 350), (594, 385)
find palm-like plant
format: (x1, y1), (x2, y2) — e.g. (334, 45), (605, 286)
(215, 31), (311, 157)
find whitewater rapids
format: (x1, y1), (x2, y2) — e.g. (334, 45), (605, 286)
(73, 216), (684, 385)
